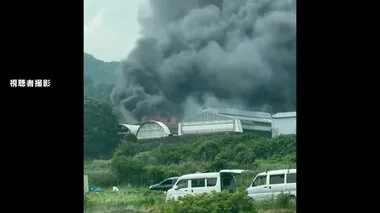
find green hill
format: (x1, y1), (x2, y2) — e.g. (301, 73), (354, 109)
(84, 53), (119, 85)
(84, 53), (119, 105)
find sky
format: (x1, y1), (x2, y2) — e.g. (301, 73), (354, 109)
(84, 0), (147, 62)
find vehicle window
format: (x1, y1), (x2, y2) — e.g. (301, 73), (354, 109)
(206, 178), (217, 187)
(252, 175), (266, 186)
(270, 174), (285, 185)
(286, 173), (296, 183)
(177, 179), (188, 189)
(191, 179), (205, 188)
(161, 180), (173, 185)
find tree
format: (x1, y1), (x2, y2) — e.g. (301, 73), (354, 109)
(84, 83), (114, 104)
(113, 138), (140, 157)
(233, 143), (248, 156)
(210, 151), (229, 171)
(123, 133), (138, 143)
(84, 75), (94, 87)
(233, 143), (256, 164)
(110, 155), (145, 185)
(234, 149), (256, 165)
(84, 97), (121, 159)
(199, 140), (220, 162)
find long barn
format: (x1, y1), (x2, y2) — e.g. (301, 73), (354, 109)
(178, 108), (272, 137)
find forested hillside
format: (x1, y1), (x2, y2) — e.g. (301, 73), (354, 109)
(84, 53), (119, 105)
(84, 53), (119, 85)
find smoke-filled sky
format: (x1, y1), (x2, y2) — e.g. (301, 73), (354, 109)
(111, 0), (296, 123)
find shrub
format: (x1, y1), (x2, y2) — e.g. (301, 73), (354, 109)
(275, 193), (295, 209)
(114, 140), (140, 157)
(158, 190), (257, 213)
(257, 193), (296, 210)
(87, 170), (119, 187)
(110, 155), (146, 185)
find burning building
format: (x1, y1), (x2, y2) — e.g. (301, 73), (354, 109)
(178, 107), (272, 137)
(135, 120), (177, 140)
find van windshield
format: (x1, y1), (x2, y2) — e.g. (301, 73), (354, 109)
(176, 179), (188, 189)
(161, 179), (174, 185)
(252, 175), (266, 187)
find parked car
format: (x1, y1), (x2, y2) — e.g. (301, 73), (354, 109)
(149, 177), (179, 191)
(166, 169), (247, 201)
(246, 169), (296, 201)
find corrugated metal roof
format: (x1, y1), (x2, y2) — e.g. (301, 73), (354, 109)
(221, 114), (272, 123)
(272, 112), (296, 118)
(120, 124), (140, 135)
(202, 107), (272, 119)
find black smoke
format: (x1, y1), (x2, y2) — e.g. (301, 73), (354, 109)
(111, 0), (296, 123)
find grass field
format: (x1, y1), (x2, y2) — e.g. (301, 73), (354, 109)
(85, 187), (164, 212)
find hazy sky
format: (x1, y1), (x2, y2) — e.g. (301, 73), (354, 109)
(84, 0), (147, 62)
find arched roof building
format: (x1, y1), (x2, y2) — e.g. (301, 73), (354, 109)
(119, 124), (140, 135)
(135, 120), (173, 140)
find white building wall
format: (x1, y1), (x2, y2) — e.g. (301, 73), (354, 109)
(272, 117), (296, 137)
(182, 122), (235, 135)
(179, 110), (276, 135)
(179, 111), (242, 135)
(234, 119), (243, 133)
(178, 122), (183, 135)
(137, 123), (168, 140)
(241, 121), (272, 132)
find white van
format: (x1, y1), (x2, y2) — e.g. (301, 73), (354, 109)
(246, 169), (296, 201)
(166, 169), (246, 201)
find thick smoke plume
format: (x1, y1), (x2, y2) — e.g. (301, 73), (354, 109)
(111, 0), (296, 123)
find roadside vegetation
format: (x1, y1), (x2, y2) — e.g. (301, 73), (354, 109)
(85, 187), (296, 213)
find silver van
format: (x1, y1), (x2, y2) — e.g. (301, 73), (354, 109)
(246, 169), (296, 201)
(166, 169), (246, 201)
